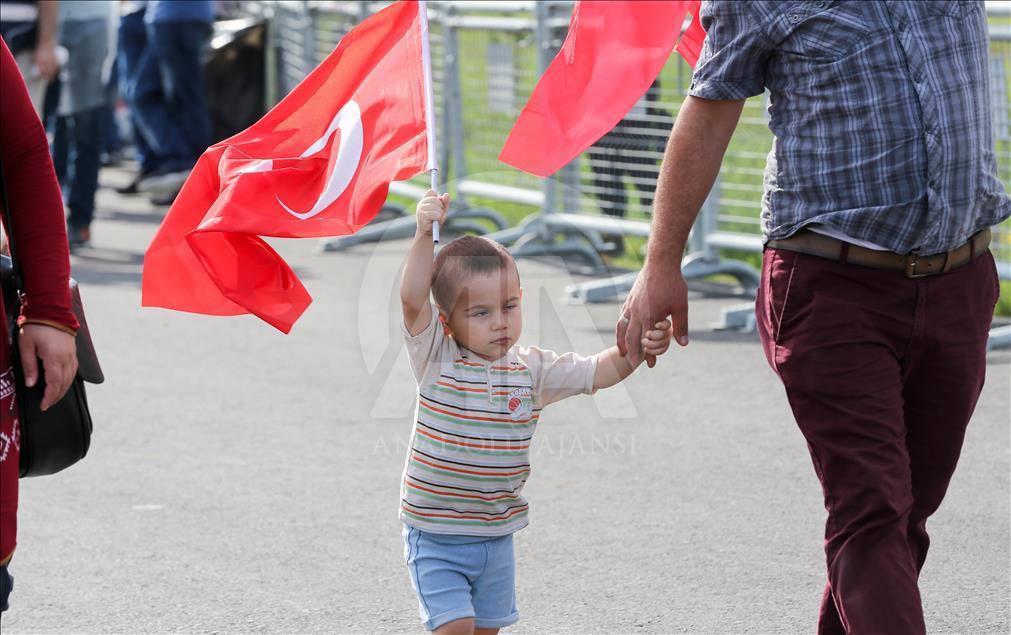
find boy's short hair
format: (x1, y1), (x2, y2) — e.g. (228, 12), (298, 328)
(432, 235), (518, 313)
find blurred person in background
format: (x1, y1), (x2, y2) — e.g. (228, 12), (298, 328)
(49, 0), (116, 248)
(0, 0), (59, 113)
(0, 37), (80, 614)
(116, 0), (157, 195)
(99, 52), (124, 167)
(131, 0), (214, 204)
(588, 79), (671, 257)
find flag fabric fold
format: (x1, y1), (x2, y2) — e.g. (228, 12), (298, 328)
(499, 0), (704, 178)
(675, 2), (706, 68)
(142, 0), (429, 333)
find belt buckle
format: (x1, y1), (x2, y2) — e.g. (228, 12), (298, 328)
(904, 254), (929, 279)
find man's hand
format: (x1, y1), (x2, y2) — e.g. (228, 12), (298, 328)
(18, 323), (78, 411)
(416, 190), (449, 238)
(616, 263), (688, 368)
(33, 44), (59, 81)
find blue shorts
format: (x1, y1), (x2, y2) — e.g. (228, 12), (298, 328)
(403, 525), (519, 631)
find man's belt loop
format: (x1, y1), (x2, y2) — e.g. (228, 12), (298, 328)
(839, 242), (850, 264)
(941, 250), (952, 273)
(970, 236), (976, 261)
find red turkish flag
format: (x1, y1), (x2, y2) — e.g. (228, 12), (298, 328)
(142, 0), (429, 333)
(499, 1), (704, 178)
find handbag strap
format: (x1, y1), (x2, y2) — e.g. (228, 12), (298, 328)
(0, 151), (26, 293)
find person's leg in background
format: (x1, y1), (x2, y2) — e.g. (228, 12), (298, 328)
(588, 145), (627, 256)
(43, 80), (63, 183)
(117, 7), (158, 193)
(148, 20), (212, 165)
(628, 152), (660, 218)
(130, 28), (194, 180)
(50, 113), (69, 184)
(756, 250), (928, 635)
(65, 106), (103, 246)
(135, 18), (212, 201)
(57, 19), (109, 247)
(100, 56), (122, 165)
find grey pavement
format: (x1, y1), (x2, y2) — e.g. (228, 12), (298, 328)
(2, 166), (1008, 634)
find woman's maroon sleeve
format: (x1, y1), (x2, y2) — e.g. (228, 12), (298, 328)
(0, 40), (78, 332)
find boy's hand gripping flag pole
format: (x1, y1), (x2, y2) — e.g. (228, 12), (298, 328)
(418, 0), (441, 243)
(141, 1), (432, 333)
(499, 0), (706, 178)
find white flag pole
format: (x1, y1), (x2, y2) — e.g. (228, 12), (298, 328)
(418, 0), (441, 243)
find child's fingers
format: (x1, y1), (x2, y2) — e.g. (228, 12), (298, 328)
(418, 204), (443, 221)
(643, 341), (670, 356)
(641, 336), (668, 349)
(643, 329), (667, 341)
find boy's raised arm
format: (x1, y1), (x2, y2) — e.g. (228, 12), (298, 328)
(401, 191), (448, 336)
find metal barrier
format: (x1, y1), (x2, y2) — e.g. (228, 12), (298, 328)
(242, 0), (1010, 344)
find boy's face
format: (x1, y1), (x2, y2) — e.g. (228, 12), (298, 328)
(442, 267), (523, 362)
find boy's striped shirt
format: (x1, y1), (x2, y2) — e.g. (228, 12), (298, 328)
(400, 305), (597, 537)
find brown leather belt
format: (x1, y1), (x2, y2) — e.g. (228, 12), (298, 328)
(766, 228), (991, 278)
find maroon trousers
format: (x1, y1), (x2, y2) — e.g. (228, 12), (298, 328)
(755, 246), (1000, 635)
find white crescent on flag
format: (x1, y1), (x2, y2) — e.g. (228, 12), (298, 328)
(241, 100), (365, 220)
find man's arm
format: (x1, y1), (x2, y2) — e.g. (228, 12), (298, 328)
(34, 1), (59, 81)
(616, 96), (745, 365)
(400, 191), (448, 336)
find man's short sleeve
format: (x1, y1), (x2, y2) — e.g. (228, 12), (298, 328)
(687, 1), (771, 100)
(402, 304), (447, 383)
(518, 346), (598, 408)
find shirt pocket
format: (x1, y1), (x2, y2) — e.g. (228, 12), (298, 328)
(770, 1), (873, 61)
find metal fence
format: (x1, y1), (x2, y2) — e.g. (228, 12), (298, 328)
(239, 0), (1011, 339)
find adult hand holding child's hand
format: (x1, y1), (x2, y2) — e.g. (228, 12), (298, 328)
(415, 189), (449, 238)
(617, 263), (688, 368)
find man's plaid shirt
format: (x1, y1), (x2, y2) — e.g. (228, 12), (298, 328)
(688, 0), (1010, 255)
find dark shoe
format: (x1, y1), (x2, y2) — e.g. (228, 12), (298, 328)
(68, 226), (91, 249)
(115, 174), (144, 195)
(138, 167), (191, 196)
(116, 167), (158, 195)
(149, 189), (179, 206)
(1, 562), (12, 612)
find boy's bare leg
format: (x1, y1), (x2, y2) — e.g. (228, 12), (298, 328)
(433, 618), (501, 635)
(434, 618), (474, 635)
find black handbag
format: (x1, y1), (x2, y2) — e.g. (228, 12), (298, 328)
(0, 155), (103, 478)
